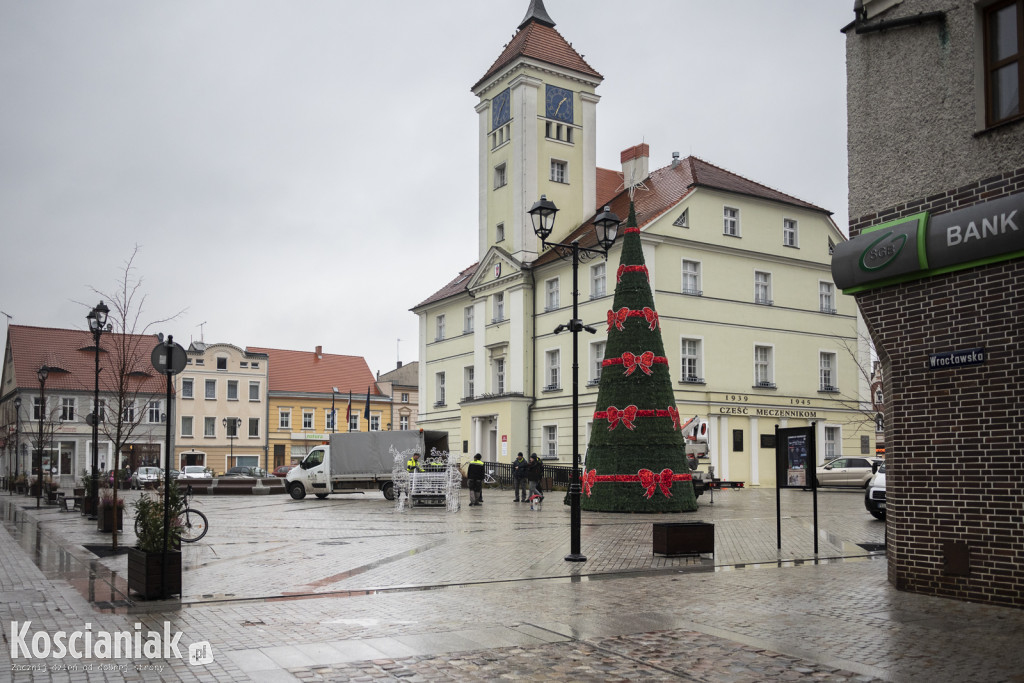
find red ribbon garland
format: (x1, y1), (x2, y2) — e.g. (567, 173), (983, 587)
(616, 264), (649, 283)
(581, 467), (694, 498)
(602, 351), (668, 376)
(623, 227), (640, 234)
(605, 306), (659, 332)
(594, 405), (682, 431)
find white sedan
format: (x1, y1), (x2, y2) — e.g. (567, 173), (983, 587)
(815, 457), (882, 488)
(179, 465), (212, 480)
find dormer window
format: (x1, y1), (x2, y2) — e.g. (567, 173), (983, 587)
(217, 357), (227, 370)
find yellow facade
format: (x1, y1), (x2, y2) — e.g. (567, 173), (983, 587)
(266, 393), (392, 469)
(414, 7), (872, 486)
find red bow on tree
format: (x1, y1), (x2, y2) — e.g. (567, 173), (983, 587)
(581, 468), (598, 496)
(622, 351), (655, 376)
(606, 307), (629, 332)
(668, 406), (681, 431)
(642, 307), (659, 331)
(638, 468), (675, 499)
(606, 405), (638, 431)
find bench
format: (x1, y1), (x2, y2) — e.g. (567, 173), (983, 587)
(57, 492), (82, 513)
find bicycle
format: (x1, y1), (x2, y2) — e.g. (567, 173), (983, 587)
(483, 470), (503, 490)
(134, 484), (209, 543)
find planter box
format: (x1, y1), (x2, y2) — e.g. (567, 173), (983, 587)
(127, 548), (181, 599)
(653, 522), (714, 557)
(97, 507), (124, 532)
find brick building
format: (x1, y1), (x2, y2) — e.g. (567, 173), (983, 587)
(839, 0), (1024, 607)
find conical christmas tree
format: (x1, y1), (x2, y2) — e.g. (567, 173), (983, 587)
(580, 202), (698, 513)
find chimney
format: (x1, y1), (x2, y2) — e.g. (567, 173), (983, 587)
(621, 144), (650, 188)
(315, 345), (322, 359)
(671, 151), (680, 168)
(397, 360), (403, 369)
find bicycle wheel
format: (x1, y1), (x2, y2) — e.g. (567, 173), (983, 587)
(179, 509), (208, 543)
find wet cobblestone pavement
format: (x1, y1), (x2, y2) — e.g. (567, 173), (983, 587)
(3, 487), (1023, 682)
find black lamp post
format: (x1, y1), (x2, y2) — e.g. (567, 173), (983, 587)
(12, 397), (21, 494)
(331, 387), (339, 433)
(223, 417), (241, 467)
(87, 300), (110, 519)
(528, 195), (621, 562)
(36, 365), (48, 509)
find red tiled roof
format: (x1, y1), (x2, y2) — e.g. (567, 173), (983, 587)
(5, 325), (166, 394)
(246, 346), (378, 395)
(412, 263), (479, 310)
(474, 20), (602, 91)
(535, 155), (831, 265)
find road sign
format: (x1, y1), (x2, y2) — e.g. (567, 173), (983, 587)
(151, 340), (187, 375)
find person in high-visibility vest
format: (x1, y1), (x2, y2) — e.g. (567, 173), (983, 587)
(467, 453), (485, 506)
(406, 452), (424, 473)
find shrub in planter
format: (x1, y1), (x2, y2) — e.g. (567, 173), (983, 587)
(129, 483), (185, 599)
(96, 490), (125, 532)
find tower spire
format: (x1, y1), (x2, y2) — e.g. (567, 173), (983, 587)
(518, 0), (555, 30)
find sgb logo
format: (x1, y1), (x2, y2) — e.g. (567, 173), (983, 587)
(859, 230), (907, 271)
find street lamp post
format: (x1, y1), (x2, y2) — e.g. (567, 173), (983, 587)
(36, 366), (48, 509)
(12, 397), (21, 494)
(87, 301), (111, 520)
(222, 417), (241, 467)
(528, 196), (621, 563)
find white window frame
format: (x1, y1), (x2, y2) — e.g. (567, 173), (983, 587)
(496, 223), (505, 242)
(590, 340), (606, 384)
(279, 408), (291, 430)
(61, 397), (76, 422)
(181, 415), (194, 438)
(121, 400), (135, 423)
(435, 372), (446, 406)
(550, 158), (567, 184)
(820, 351), (838, 391)
(248, 417), (259, 438)
(464, 305), (474, 334)
(723, 206), (740, 236)
(681, 259), (701, 296)
(370, 415), (381, 431)
(754, 344), (774, 388)
(147, 400), (162, 424)
(249, 381), (260, 401)
(181, 378), (194, 399)
(754, 271), (773, 305)
(204, 416), (216, 438)
(680, 337), (704, 383)
(325, 409), (336, 431)
(302, 410), (314, 430)
(494, 162), (507, 189)
(494, 358), (505, 394)
(399, 415), (410, 430)
(205, 379), (216, 400)
(33, 396), (45, 421)
(543, 425), (558, 458)
(545, 278), (560, 311)
(783, 218), (798, 247)
(493, 292), (505, 322)
(824, 425), (840, 459)
(349, 412), (359, 431)
(435, 314), (446, 341)
(545, 349), (560, 390)
(819, 281), (836, 314)
(590, 262), (606, 299)
(227, 379), (239, 401)
(465, 366), (475, 399)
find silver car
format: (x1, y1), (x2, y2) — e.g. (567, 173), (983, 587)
(179, 465), (212, 480)
(131, 466), (162, 489)
(815, 456), (882, 488)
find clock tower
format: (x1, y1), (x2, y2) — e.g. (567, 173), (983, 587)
(471, 0), (603, 264)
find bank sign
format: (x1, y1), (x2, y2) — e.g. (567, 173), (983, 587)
(832, 190), (1024, 293)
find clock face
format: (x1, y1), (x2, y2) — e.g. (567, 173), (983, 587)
(492, 88), (510, 130)
(545, 85), (573, 124)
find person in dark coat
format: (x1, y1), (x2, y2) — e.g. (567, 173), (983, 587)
(467, 453), (485, 506)
(512, 452), (528, 502)
(526, 453), (544, 501)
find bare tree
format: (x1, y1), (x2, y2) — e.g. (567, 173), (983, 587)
(85, 246), (182, 548)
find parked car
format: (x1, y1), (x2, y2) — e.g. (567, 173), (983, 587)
(815, 456), (882, 488)
(222, 466), (267, 478)
(865, 462), (886, 520)
(179, 465), (213, 480)
(130, 466), (163, 489)
(272, 465), (295, 478)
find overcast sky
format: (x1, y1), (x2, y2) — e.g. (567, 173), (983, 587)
(0, 1), (852, 377)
